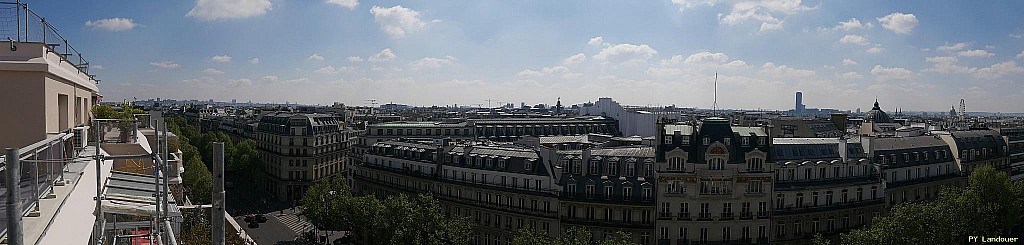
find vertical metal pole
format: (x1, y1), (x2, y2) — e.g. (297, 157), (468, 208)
(212, 142), (225, 245)
(162, 122), (170, 219)
(93, 119), (103, 245)
(6, 148), (24, 245)
(15, 0), (20, 42)
(153, 132), (162, 245)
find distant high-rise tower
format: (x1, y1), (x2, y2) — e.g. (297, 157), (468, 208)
(794, 91), (805, 112)
(959, 98), (967, 121)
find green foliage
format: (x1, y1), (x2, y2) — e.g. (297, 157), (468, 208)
(300, 179), (474, 245)
(167, 116), (215, 205)
(839, 165), (1024, 244)
(511, 226), (636, 245)
(91, 104), (118, 119)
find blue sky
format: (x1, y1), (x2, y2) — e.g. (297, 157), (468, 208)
(23, 0), (1024, 112)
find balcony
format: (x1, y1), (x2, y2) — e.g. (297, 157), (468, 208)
(739, 212), (753, 220)
(697, 213), (712, 221)
(773, 198), (885, 216)
(677, 213), (691, 221)
(757, 211), (770, 218)
(775, 175), (879, 191)
(886, 173), (962, 189)
(720, 212), (734, 220)
(658, 212), (673, 220)
(561, 216), (654, 229)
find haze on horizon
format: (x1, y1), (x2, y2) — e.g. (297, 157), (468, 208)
(30, 0), (1024, 113)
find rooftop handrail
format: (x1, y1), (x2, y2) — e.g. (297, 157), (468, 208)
(0, 1), (95, 83)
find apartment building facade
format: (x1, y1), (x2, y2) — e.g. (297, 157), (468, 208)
(558, 146), (657, 245)
(255, 112), (352, 200)
(866, 136), (961, 208)
(771, 138), (884, 243)
(653, 118), (774, 244)
(353, 142), (562, 245)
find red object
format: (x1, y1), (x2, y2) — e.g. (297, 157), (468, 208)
(130, 230), (152, 245)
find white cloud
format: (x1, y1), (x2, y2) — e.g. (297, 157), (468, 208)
(178, 77), (215, 86)
(867, 46), (884, 54)
(84, 18), (138, 31)
(369, 48), (396, 62)
(974, 61), (1024, 80)
(670, 0), (718, 10)
(249, 57), (260, 64)
(204, 68), (225, 75)
(410, 56), (455, 69)
(186, 0), (272, 21)
(839, 34), (869, 45)
(870, 65), (913, 82)
(924, 56), (975, 74)
(1011, 33), (1024, 39)
(326, 0), (358, 10)
(517, 66), (580, 79)
(759, 62), (816, 79)
(958, 49), (994, 58)
(348, 56), (364, 63)
(936, 42), (968, 52)
(315, 65), (341, 74)
(370, 5), (427, 39)
(211, 55), (232, 63)
(711, 0), (814, 32)
(563, 53), (586, 65)
(1017, 50), (1024, 59)
(227, 78), (253, 87)
(150, 61), (180, 69)
(842, 58), (858, 66)
(262, 75), (279, 82)
(92, 65), (105, 70)
(587, 37), (605, 46)
(840, 71), (863, 80)
(822, 18), (871, 31)
(593, 43), (657, 64)
(307, 53), (325, 61)
(877, 12), (918, 34)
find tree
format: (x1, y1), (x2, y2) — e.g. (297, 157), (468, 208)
(511, 226), (635, 245)
(299, 179), (474, 244)
(301, 177), (352, 231)
(91, 104), (117, 119)
(182, 154), (213, 204)
(838, 165), (1024, 244)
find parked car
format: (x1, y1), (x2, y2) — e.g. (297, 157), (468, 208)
(247, 221), (259, 228)
(254, 214), (267, 223)
(243, 214), (255, 223)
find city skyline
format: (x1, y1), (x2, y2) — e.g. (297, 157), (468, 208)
(26, 0), (1024, 112)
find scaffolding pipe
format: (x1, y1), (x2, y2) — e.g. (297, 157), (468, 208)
(5, 148), (24, 245)
(93, 119), (103, 245)
(162, 122), (170, 220)
(163, 219), (177, 245)
(212, 142), (225, 245)
(153, 133), (162, 245)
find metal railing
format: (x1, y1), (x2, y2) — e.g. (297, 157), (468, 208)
(0, 126), (83, 240)
(0, 1), (94, 81)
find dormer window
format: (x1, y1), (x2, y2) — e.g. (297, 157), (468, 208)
(681, 137), (690, 145)
(742, 137), (749, 146)
(703, 137), (710, 145)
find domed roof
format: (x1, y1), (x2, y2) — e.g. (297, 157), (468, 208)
(865, 100), (892, 123)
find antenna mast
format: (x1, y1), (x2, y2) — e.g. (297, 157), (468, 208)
(712, 72), (719, 116)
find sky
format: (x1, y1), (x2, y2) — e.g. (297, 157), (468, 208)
(21, 0), (1024, 112)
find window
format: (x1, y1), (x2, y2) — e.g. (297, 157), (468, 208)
(776, 194), (785, 210)
(748, 180), (763, 193)
(586, 184), (595, 198)
(703, 137), (710, 145)
(604, 185), (613, 199)
(669, 157), (684, 171)
(589, 161), (599, 175)
(742, 137), (750, 146)
(709, 158), (725, 170)
(663, 136), (672, 145)
(699, 203), (710, 219)
(626, 163), (636, 176)
(642, 187), (652, 201)
(623, 186), (633, 200)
